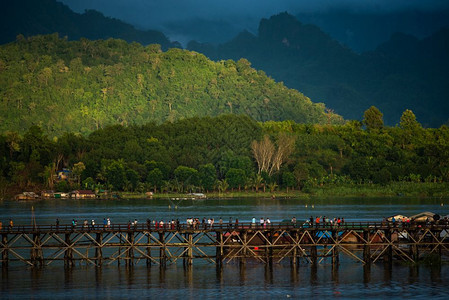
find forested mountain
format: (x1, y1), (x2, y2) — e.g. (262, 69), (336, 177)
(0, 0), (179, 50)
(0, 34), (342, 136)
(188, 13), (449, 127)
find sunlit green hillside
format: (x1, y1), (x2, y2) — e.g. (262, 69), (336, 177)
(0, 34), (343, 135)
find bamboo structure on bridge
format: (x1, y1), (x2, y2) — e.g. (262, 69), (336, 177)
(1, 222), (448, 268)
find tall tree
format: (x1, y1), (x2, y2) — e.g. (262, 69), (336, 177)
(363, 106), (384, 130)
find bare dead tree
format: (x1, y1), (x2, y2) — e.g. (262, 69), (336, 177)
(269, 133), (296, 175)
(252, 134), (294, 176)
(251, 135), (275, 174)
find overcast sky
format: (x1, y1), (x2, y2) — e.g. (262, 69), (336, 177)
(59, 0), (449, 29)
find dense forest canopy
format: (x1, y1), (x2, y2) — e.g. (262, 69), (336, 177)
(1, 113), (448, 198)
(0, 34), (342, 136)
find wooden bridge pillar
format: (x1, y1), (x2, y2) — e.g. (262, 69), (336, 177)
(383, 229), (393, 266)
(1, 234), (8, 267)
(64, 233), (73, 267)
(268, 230), (273, 266)
(31, 233), (43, 267)
(159, 232), (166, 267)
(363, 263), (371, 283)
(187, 233), (193, 266)
(241, 231), (247, 266)
(331, 261), (339, 283)
(410, 230), (419, 262)
(118, 234), (122, 266)
(146, 234), (152, 267)
(291, 230), (298, 266)
(310, 230), (317, 265)
(216, 231), (223, 267)
(95, 233), (103, 266)
(332, 230), (339, 266)
(127, 232), (135, 266)
(435, 230), (443, 259)
(363, 230), (371, 265)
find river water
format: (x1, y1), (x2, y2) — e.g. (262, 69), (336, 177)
(1, 197), (448, 299)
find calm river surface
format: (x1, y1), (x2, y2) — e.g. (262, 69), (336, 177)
(1, 197), (448, 299)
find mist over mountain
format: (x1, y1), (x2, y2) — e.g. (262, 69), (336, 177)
(188, 13), (449, 127)
(0, 0), (180, 50)
(296, 8), (449, 53)
(59, 0), (449, 52)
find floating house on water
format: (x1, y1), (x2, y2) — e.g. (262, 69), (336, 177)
(70, 190), (96, 199)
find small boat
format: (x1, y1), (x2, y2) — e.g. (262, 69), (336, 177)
(386, 214), (409, 222)
(14, 192), (40, 201)
(409, 211), (437, 223)
(188, 193), (207, 199)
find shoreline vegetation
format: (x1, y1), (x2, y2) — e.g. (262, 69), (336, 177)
(119, 182), (449, 200)
(4, 182), (449, 201)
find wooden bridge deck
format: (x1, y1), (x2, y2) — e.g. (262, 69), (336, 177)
(1, 222), (448, 267)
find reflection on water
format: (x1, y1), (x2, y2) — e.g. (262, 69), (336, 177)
(1, 263), (447, 298)
(1, 197), (448, 298)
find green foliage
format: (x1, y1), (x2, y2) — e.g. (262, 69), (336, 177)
(174, 166), (199, 190)
(55, 180), (70, 192)
(146, 168), (163, 192)
(199, 163), (217, 192)
(225, 168), (247, 190)
(400, 109), (421, 131)
(0, 35), (342, 137)
(282, 171), (296, 189)
(82, 177), (95, 190)
(102, 159), (126, 190)
(363, 106), (384, 130)
(1, 114), (449, 195)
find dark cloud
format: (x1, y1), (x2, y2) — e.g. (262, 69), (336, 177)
(58, 0), (449, 48)
(59, 0), (449, 29)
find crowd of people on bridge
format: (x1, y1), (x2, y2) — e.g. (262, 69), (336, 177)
(0, 219), (14, 231)
(3, 213), (447, 232)
(305, 216), (345, 228)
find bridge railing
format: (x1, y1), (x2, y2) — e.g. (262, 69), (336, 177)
(1, 221), (448, 233)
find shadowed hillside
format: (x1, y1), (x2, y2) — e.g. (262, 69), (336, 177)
(0, 0), (180, 50)
(188, 13), (449, 127)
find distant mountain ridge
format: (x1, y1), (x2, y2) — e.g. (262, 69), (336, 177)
(188, 13), (449, 127)
(0, 0), (180, 49)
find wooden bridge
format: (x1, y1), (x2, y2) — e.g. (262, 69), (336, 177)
(1, 222), (448, 268)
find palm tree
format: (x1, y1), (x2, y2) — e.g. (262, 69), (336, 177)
(268, 182), (278, 193)
(217, 179), (229, 196)
(253, 174), (264, 192)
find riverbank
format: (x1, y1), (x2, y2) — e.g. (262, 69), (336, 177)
(121, 182), (449, 200)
